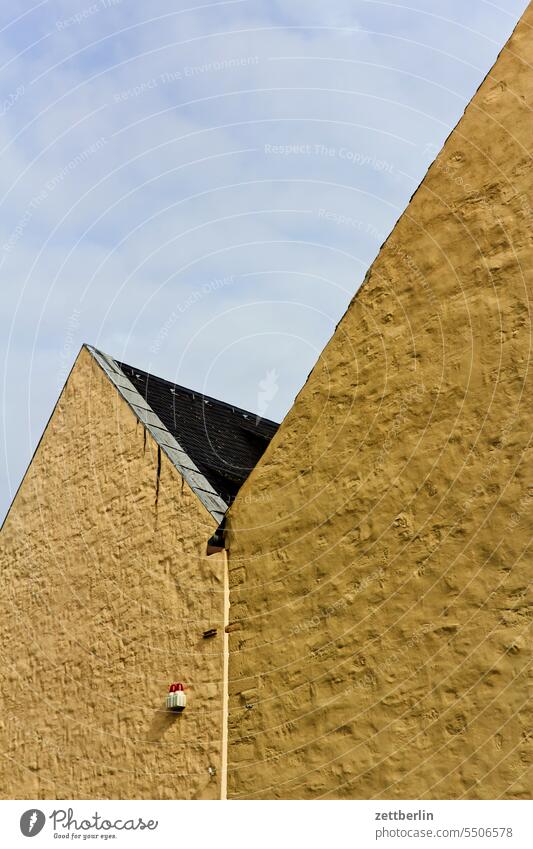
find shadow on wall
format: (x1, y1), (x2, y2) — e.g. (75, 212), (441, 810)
(146, 702), (182, 742)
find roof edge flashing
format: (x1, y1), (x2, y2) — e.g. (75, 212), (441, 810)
(85, 344), (228, 521)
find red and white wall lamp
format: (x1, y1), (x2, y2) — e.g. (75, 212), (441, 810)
(166, 682), (186, 712)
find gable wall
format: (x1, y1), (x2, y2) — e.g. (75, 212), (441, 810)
(225, 6), (532, 799)
(0, 346), (225, 799)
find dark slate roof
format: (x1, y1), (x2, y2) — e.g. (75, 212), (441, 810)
(117, 360), (279, 506)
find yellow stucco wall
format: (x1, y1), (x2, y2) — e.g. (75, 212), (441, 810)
(225, 7), (532, 799)
(0, 346), (225, 799)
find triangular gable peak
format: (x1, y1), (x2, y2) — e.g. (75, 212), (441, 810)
(86, 345), (278, 524)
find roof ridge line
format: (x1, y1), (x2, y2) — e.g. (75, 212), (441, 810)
(117, 358), (280, 428)
(85, 344), (228, 522)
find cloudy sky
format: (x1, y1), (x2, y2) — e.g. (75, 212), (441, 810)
(0, 0), (528, 521)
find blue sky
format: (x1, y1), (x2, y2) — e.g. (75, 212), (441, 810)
(0, 0), (528, 521)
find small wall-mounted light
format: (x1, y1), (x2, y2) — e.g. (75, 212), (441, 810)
(166, 682), (186, 712)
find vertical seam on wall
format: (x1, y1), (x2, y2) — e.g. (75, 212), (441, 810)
(220, 548), (230, 800)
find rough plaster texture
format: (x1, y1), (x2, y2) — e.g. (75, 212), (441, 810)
(0, 347), (225, 799)
(226, 8), (532, 799)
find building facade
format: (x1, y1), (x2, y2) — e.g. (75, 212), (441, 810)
(1, 3), (531, 800)
(225, 5), (532, 799)
(0, 345), (276, 798)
